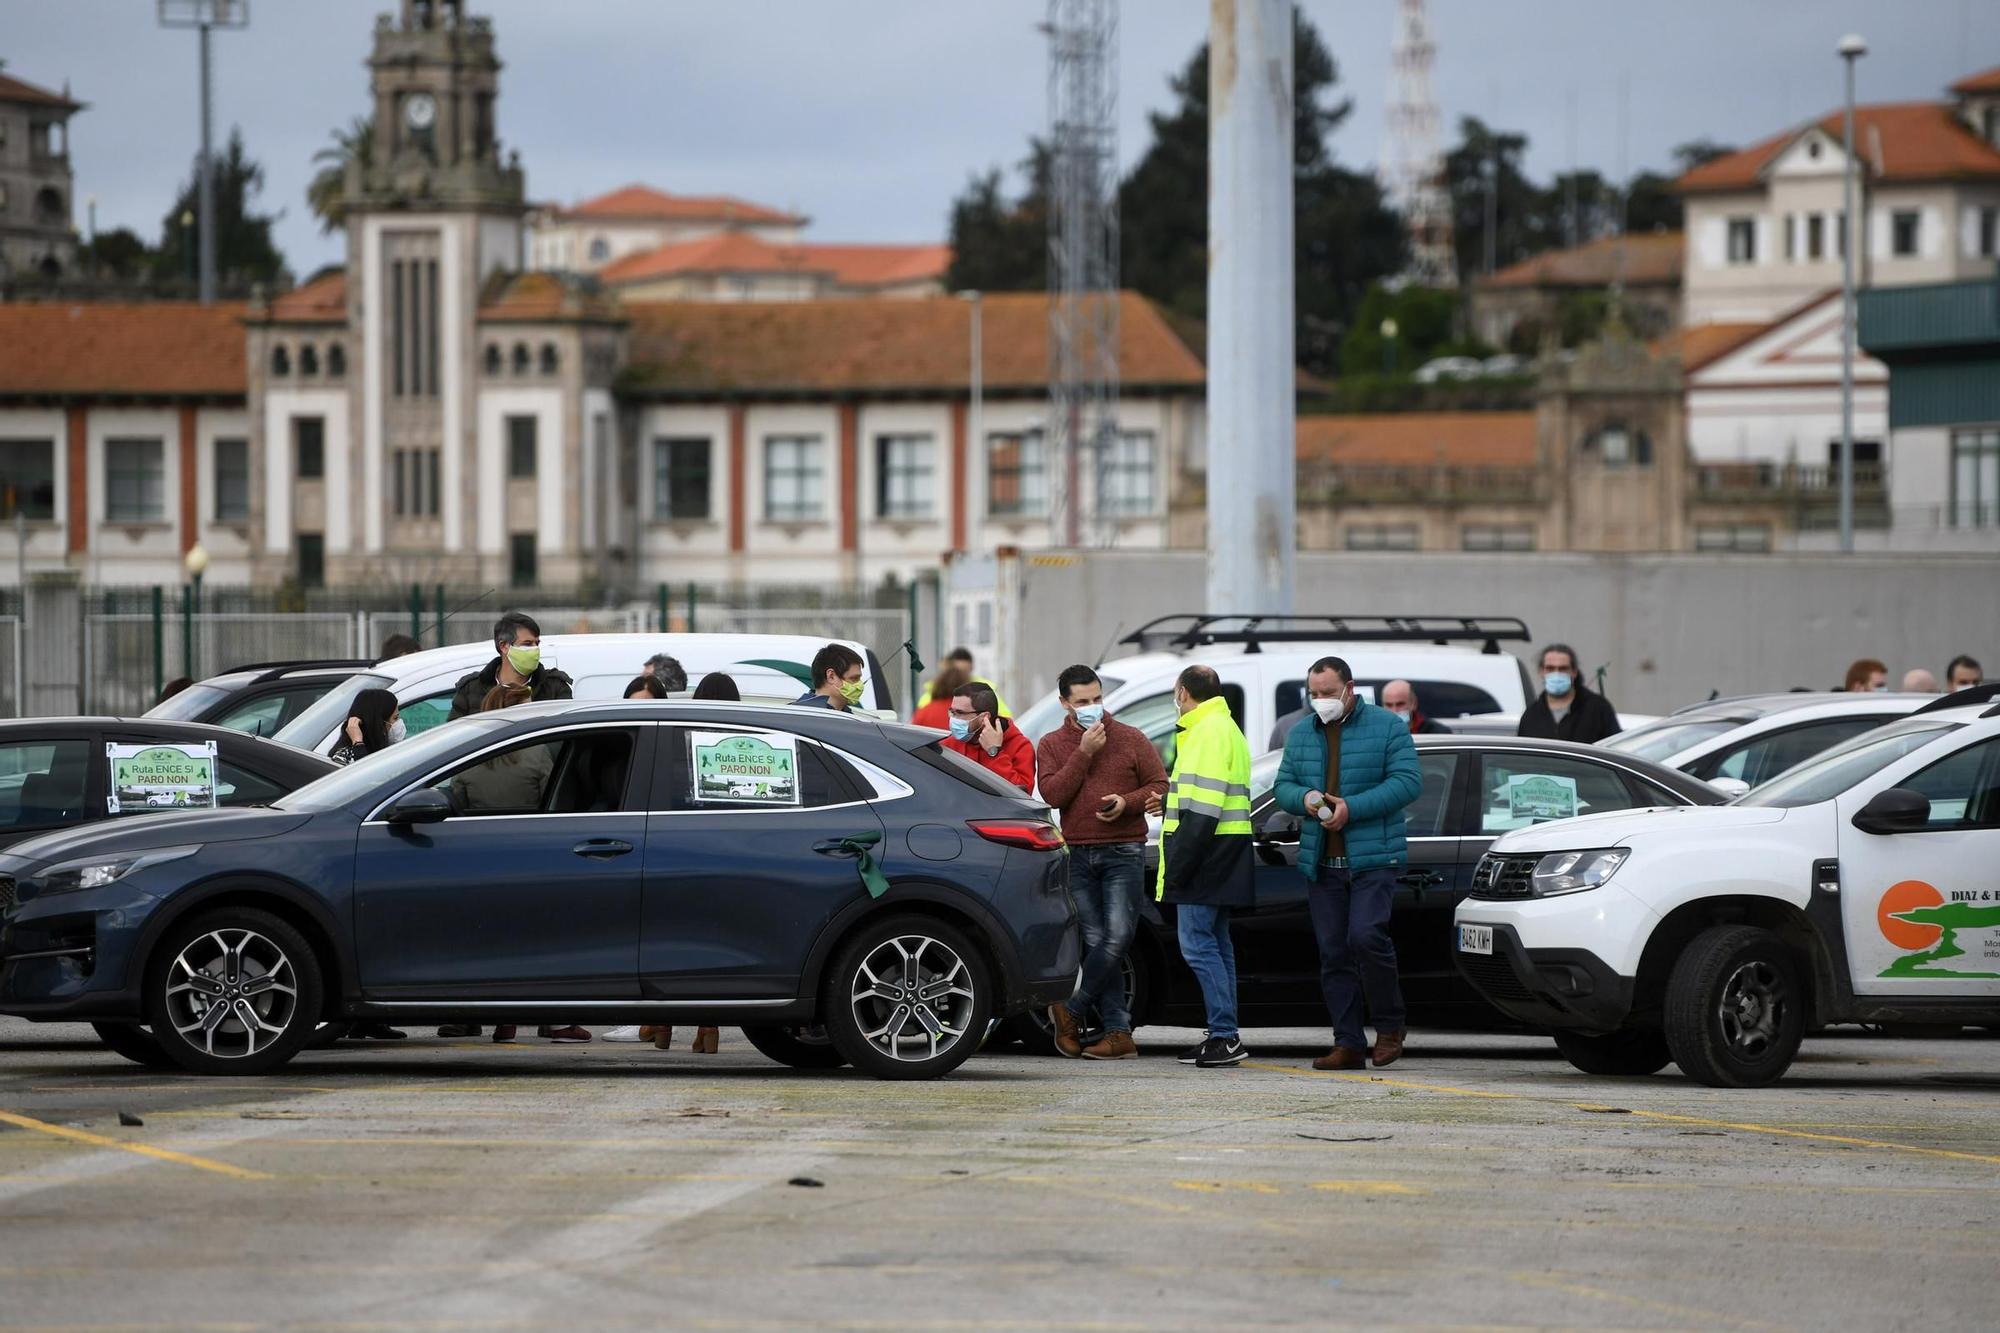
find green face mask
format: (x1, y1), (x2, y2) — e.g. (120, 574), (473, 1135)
(506, 644), (541, 677)
(839, 678), (866, 705)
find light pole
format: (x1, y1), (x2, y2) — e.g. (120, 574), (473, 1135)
(1837, 32), (1867, 555)
(957, 289), (983, 544)
(183, 543), (209, 679)
(158, 1), (249, 305)
(1380, 317), (1400, 377)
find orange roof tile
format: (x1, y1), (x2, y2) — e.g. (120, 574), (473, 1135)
(1479, 232), (1682, 290)
(1677, 102), (2000, 193)
(1651, 320), (1772, 372)
(478, 271), (621, 324)
(556, 184), (805, 228)
(621, 291), (1203, 395)
(0, 302), (245, 398)
(805, 243), (952, 289)
(1949, 66), (2000, 95)
(599, 231), (831, 285)
(265, 268), (346, 324)
(1295, 413), (1537, 469)
(0, 71), (81, 110)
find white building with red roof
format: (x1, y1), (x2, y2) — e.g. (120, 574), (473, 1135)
(525, 184), (807, 273)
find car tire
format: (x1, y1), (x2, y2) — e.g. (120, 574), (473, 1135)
(739, 1024), (848, 1070)
(1552, 1027), (1673, 1077)
(305, 1021), (356, 1050)
(90, 1022), (179, 1069)
(1663, 925), (1805, 1088)
(142, 907), (324, 1076)
(822, 914), (992, 1080)
(1003, 949), (1149, 1057)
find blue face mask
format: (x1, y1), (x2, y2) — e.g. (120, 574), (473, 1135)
(1544, 672), (1574, 698)
(949, 716), (973, 742)
(1073, 704), (1105, 729)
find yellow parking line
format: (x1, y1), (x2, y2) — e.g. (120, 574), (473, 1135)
(1240, 1061), (1523, 1099)
(0, 1110), (273, 1181)
(1621, 1108), (2000, 1167)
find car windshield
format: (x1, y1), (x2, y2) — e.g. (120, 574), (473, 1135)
(143, 682), (233, 722)
(273, 672), (394, 750)
(1738, 718), (1962, 810)
(276, 716), (507, 812)
(1602, 716), (1749, 763)
(1016, 675), (1125, 745)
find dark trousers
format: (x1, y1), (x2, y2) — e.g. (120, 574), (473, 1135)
(1306, 866), (1406, 1050)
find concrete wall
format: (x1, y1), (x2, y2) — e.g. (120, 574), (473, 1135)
(972, 548), (2000, 717)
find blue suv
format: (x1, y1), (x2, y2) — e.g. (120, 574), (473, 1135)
(0, 702), (1078, 1080)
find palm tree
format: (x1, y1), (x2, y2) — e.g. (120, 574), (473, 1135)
(307, 117), (373, 234)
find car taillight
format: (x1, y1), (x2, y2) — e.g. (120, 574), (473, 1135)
(967, 819), (1065, 851)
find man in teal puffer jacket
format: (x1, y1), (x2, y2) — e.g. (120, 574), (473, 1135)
(1274, 656), (1423, 1071)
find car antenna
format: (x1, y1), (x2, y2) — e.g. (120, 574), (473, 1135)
(1092, 622), (1126, 669)
(424, 587), (499, 647)
(879, 639), (926, 675)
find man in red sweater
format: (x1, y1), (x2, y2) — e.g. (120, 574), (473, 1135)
(1036, 665), (1169, 1060)
(942, 682), (1035, 791)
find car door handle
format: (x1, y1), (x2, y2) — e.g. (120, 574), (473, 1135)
(572, 838), (634, 859)
(813, 839), (861, 857)
(1398, 871), (1445, 886)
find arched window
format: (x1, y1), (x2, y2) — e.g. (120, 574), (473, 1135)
(270, 344), (290, 377)
(588, 237), (610, 263)
(483, 344), (502, 375)
(539, 342), (558, 375)
(511, 343), (530, 375)
(299, 344), (320, 376)
(1584, 423), (1655, 470)
(327, 343), (347, 378)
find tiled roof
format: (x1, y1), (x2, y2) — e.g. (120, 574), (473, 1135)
(600, 232), (950, 289)
(1949, 66), (2000, 95)
(0, 302), (246, 398)
(1479, 232), (1683, 290)
(554, 184), (805, 227)
(1295, 413), (1537, 469)
(0, 72), (81, 110)
(1677, 102), (2000, 193)
(264, 268), (346, 324)
(478, 271), (622, 324)
(621, 291), (1204, 395)
(806, 243), (952, 289)
(1652, 320), (1772, 372)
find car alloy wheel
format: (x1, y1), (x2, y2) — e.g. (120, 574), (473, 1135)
(1716, 959), (1786, 1059)
(163, 926), (302, 1060)
(849, 932), (977, 1064)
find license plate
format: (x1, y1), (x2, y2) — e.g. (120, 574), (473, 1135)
(1458, 923), (1493, 955)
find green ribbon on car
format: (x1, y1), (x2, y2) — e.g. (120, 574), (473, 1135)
(835, 831), (891, 899)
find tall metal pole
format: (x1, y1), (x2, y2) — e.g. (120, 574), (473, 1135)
(1205, 0), (1295, 616)
(197, 20), (216, 304)
(1837, 34), (1867, 554)
(961, 290), (983, 539)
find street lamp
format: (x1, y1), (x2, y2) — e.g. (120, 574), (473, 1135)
(1837, 32), (1867, 555)
(183, 543), (209, 679)
(1380, 317), (1400, 377)
(956, 289), (983, 547)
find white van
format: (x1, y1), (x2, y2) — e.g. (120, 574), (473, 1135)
(1013, 615), (1534, 763)
(272, 632), (893, 757)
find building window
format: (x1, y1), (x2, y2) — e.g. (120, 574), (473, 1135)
(1096, 431), (1156, 517)
(1726, 216), (1756, 264)
(1461, 524), (1535, 552)
(392, 447), (441, 518)
(327, 344), (346, 378)
(512, 343), (530, 375)
(1783, 214), (1797, 261)
(1694, 524), (1772, 553)
(213, 437), (249, 522)
(1825, 438), (1882, 478)
(506, 415), (537, 479)
(483, 344), (502, 375)
(294, 416), (325, 481)
(763, 436), (824, 522)
(875, 434), (935, 520)
(588, 237), (610, 263)
(270, 345), (290, 376)
(1806, 213), (1825, 261)
(299, 344), (320, 376)
(1587, 424), (1653, 469)
(297, 534), (324, 589)
(0, 439), (56, 521)
(509, 533), (537, 587)
(987, 429), (1047, 517)
(1345, 523), (1419, 551)
(1951, 427), (2000, 528)
(653, 438), (712, 521)
(539, 343), (559, 375)
(1890, 210), (1920, 258)
(1978, 206), (1998, 259)
(105, 438), (164, 522)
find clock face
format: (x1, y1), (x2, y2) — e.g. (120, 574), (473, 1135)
(405, 93), (437, 131)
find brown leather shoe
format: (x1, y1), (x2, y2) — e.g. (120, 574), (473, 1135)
(693, 1026), (720, 1054)
(1371, 1030), (1406, 1068)
(1312, 1046), (1367, 1071)
(1082, 1031), (1138, 1060)
(1047, 1003), (1084, 1058)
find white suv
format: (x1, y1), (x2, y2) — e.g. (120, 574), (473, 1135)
(1454, 693), (2000, 1087)
(1603, 692), (1933, 795)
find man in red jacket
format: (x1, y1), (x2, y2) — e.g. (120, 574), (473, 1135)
(941, 682), (1035, 792)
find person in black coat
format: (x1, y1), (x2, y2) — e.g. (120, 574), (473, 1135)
(1517, 643), (1621, 744)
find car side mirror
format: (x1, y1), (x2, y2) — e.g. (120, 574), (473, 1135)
(1709, 777), (1751, 800)
(383, 788), (452, 826)
(1257, 815), (1301, 845)
(1851, 787), (1930, 835)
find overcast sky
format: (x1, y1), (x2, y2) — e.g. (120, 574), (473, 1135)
(9, 0), (1997, 278)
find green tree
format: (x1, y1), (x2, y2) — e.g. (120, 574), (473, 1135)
(156, 128), (289, 290)
(942, 141), (1050, 293)
(308, 116), (373, 235)
(1445, 117), (1556, 285)
(1338, 282), (1474, 378)
(80, 227), (155, 279)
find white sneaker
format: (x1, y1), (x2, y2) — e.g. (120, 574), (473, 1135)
(601, 1025), (646, 1042)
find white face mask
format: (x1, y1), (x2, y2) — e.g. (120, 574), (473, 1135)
(1310, 695), (1346, 723)
(387, 718), (407, 745)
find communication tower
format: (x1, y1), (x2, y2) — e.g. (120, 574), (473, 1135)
(1384, 0), (1456, 287)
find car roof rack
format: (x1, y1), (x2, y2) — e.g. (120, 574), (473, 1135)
(1915, 681), (2000, 714)
(1119, 614), (1531, 656)
(224, 658), (374, 679)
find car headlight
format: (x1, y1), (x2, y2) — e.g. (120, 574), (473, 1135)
(37, 845), (202, 895)
(1531, 848), (1627, 897)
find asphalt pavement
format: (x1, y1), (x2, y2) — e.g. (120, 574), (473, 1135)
(1, 1018), (1996, 1331)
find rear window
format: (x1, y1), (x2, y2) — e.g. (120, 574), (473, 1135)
(1602, 716), (1749, 763)
(908, 739), (1034, 800)
(144, 682), (233, 722)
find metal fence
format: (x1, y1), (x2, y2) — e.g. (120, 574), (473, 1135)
(360, 606), (650, 655)
(82, 612), (364, 716)
(0, 616), (21, 718)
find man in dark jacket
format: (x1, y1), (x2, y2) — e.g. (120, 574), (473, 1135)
(1516, 643), (1620, 744)
(1381, 680), (1450, 734)
(446, 611), (575, 721)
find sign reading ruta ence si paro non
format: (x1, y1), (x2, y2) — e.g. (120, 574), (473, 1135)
(106, 741), (218, 815)
(690, 731), (800, 806)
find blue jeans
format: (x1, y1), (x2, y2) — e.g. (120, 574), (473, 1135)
(1308, 866), (1406, 1050)
(1066, 843), (1143, 1033)
(1175, 904), (1239, 1041)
